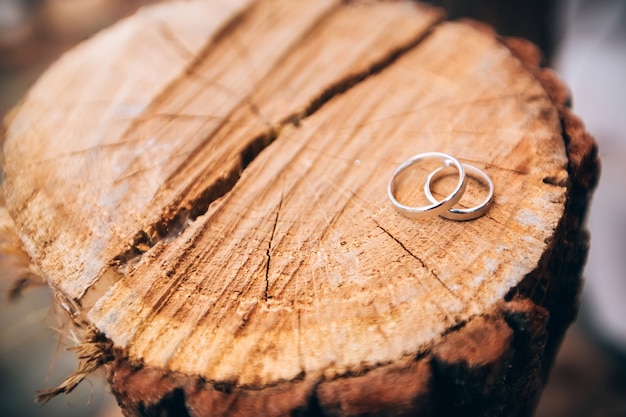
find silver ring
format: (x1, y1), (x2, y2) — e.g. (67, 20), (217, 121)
(388, 152), (466, 219)
(424, 163), (494, 221)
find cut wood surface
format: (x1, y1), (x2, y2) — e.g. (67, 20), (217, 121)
(1, 1), (599, 416)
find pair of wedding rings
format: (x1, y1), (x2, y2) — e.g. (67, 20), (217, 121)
(387, 152), (494, 221)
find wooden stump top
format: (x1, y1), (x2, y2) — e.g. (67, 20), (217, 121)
(2, 0), (599, 415)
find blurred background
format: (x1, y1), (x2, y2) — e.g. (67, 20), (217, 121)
(0, 0), (624, 416)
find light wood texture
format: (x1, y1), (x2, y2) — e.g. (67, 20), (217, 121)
(2, 1), (599, 416)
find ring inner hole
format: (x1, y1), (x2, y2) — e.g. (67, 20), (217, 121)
(393, 160), (455, 207)
(429, 166), (487, 208)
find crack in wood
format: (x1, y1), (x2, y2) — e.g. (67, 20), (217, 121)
(374, 224), (426, 269)
(107, 14), (442, 274)
(375, 223), (457, 298)
(265, 190), (283, 301)
(111, 166), (243, 266)
(295, 22), (440, 122)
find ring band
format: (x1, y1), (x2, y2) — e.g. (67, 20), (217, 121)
(387, 152), (466, 219)
(424, 163), (494, 221)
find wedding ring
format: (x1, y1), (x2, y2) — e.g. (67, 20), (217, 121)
(388, 152), (466, 219)
(424, 163), (494, 221)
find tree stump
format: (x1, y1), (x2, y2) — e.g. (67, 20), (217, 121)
(1, 1), (599, 416)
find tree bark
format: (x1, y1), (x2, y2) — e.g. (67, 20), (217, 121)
(1, 1), (598, 416)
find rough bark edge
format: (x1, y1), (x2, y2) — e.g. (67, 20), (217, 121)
(32, 21), (600, 417)
(103, 298), (549, 417)
(501, 33), (600, 405)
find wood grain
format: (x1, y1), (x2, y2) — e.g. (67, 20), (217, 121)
(1, 1), (599, 415)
